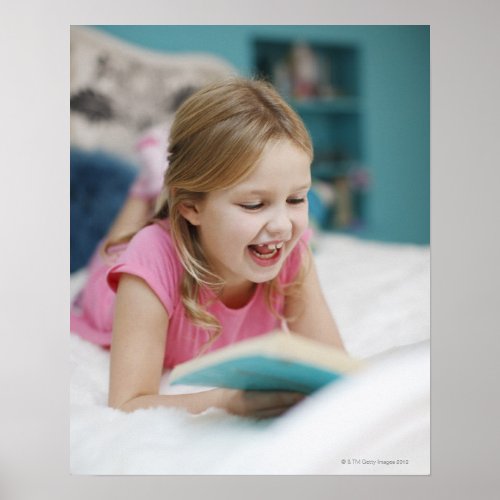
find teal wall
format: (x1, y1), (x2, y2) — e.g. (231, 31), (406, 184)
(92, 25), (429, 245)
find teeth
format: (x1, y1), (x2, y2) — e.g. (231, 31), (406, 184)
(265, 242), (284, 250)
(249, 241), (285, 260)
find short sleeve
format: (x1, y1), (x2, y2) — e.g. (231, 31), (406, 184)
(106, 223), (182, 316)
(279, 227), (313, 286)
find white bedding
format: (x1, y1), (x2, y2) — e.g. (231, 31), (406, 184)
(70, 232), (430, 475)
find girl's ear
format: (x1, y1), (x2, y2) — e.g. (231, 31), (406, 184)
(178, 201), (202, 226)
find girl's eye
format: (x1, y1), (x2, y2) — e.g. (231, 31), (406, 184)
(240, 198), (306, 210)
(240, 203), (263, 210)
(287, 197), (306, 205)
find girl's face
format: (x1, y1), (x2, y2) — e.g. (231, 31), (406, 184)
(183, 140), (311, 297)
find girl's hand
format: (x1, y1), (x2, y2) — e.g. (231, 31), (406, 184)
(214, 388), (306, 418)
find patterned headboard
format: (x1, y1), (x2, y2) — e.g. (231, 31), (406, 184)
(70, 27), (237, 271)
(70, 26), (237, 161)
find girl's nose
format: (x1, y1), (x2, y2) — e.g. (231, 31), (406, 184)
(265, 207), (292, 238)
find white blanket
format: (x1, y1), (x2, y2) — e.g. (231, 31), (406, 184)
(70, 232), (430, 475)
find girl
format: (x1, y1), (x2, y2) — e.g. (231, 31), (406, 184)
(71, 78), (344, 419)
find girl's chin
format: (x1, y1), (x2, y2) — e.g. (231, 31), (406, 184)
(248, 269), (281, 284)
(245, 251), (287, 283)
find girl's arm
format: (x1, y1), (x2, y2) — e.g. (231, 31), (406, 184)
(285, 252), (346, 351)
(108, 274), (169, 410)
(109, 274), (304, 417)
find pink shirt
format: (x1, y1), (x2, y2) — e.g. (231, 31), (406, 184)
(71, 221), (310, 369)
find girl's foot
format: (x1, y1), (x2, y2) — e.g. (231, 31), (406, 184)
(129, 119), (172, 201)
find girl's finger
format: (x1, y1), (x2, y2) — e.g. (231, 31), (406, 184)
(251, 405), (296, 419)
(242, 391), (305, 410)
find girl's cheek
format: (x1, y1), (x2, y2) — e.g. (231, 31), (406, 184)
(295, 209), (309, 228)
(237, 211), (264, 225)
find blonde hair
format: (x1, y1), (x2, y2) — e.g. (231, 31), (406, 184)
(114, 77), (313, 349)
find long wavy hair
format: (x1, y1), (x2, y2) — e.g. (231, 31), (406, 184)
(114, 77), (313, 349)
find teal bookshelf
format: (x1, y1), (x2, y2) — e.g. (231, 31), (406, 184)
(253, 38), (367, 232)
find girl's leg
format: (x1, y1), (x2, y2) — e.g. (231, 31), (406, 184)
(98, 120), (172, 256)
(72, 121), (169, 345)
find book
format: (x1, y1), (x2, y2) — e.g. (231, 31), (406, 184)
(169, 331), (364, 394)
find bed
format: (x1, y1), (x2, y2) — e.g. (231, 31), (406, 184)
(70, 26), (430, 475)
(70, 232), (429, 475)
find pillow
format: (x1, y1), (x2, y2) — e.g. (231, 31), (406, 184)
(70, 148), (137, 272)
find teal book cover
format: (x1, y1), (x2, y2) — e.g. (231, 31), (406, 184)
(169, 331), (362, 394)
(171, 355), (343, 393)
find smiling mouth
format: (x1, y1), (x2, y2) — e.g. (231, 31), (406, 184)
(248, 242), (284, 260)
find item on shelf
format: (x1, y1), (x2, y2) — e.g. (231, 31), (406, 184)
(333, 177), (353, 228)
(272, 59), (293, 98)
(313, 149), (352, 181)
(349, 167), (370, 191)
(308, 180), (336, 230)
(348, 167), (370, 228)
(290, 42), (320, 99)
(316, 52), (337, 98)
